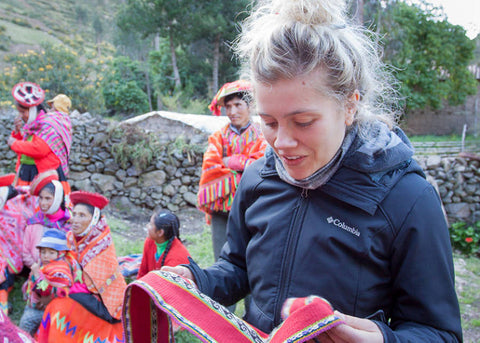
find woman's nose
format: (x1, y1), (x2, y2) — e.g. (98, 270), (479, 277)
(274, 126), (297, 149)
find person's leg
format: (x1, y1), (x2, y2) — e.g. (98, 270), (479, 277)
(19, 305), (44, 335)
(210, 212), (229, 261)
(210, 212), (236, 312)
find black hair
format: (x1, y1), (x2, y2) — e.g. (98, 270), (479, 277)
(7, 186), (18, 201)
(153, 209), (181, 267)
(224, 91), (251, 106)
(40, 182), (66, 211)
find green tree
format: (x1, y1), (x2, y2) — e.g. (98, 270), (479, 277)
(101, 56), (149, 116)
(368, 1), (477, 111)
(189, 0), (250, 96)
(0, 43), (105, 113)
(116, 0), (196, 90)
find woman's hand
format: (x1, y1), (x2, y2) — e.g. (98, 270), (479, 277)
(313, 311), (384, 343)
(160, 266), (196, 283)
(7, 136), (16, 147)
(14, 116), (23, 133)
(31, 263), (40, 278)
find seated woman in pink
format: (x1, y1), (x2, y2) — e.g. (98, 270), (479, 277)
(22, 170), (70, 269)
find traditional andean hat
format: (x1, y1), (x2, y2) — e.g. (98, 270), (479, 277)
(70, 190), (109, 209)
(30, 170), (59, 196)
(36, 229), (69, 251)
(208, 80), (252, 116)
(0, 174), (15, 187)
(47, 94), (72, 114)
(11, 82), (45, 108)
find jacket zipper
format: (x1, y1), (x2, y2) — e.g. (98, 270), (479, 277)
(273, 188), (309, 326)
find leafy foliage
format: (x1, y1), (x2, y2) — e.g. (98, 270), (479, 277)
(449, 221), (480, 256)
(110, 124), (161, 171)
(101, 56), (150, 116)
(369, 1), (477, 112)
(0, 43), (106, 113)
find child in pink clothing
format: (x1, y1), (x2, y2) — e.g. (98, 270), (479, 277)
(22, 170), (70, 269)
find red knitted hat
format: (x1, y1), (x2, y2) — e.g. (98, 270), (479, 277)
(11, 81), (45, 108)
(0, 174), (15, 187)
(30, 170), (59, 196)
(70, 190), (109, 209)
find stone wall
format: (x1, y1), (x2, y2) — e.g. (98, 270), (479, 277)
(0, 110), (479, 224)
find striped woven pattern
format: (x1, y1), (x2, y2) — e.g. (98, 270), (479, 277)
(123, 271), (344, 343)
(197, 123), (266, 214)
(23, 110), (72, 176)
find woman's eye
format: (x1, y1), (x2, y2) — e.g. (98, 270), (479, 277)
(296, 120), (314, 127)
(263, 121), (277, 128)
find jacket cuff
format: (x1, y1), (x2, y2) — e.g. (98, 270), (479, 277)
(184, 257), (210, 295)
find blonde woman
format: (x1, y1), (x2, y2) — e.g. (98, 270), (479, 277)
(150, 0), (461, 341)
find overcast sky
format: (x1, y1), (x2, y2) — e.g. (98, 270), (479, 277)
(417, 0), (479, 39)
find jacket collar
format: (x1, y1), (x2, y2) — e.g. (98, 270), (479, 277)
(260, 122), (424, 215)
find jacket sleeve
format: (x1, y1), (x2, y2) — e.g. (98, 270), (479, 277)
(380, 181), (462, 342)
(10, 135), (52, 159)
(188, 176), (252, 306)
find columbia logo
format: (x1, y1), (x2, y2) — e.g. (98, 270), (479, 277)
(326, 216), (360, 237)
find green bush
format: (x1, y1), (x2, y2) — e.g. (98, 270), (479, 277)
(0, 43), (106, 113)
(449, 221), (480, 256)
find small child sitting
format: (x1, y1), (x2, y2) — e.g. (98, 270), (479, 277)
(137, 209), (191, 279)
(19, 229), (83, 335)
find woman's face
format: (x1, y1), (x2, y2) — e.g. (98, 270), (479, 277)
(38, 188), (55, 213)
(147, 215), (165, 243)
(256, 72), (356, 180)
(15, 103), (29, 122)
(71, 204), (93, 236)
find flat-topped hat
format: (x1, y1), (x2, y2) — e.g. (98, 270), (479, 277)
(30, 170), (59, 196)
(70, 190), (109, 209)
(11, 81), (45, 108)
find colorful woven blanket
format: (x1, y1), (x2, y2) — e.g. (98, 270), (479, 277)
(23, 109), (72, 176)
(37, 297), (124, 342)
(197, 124), (266, 214)
(123, 271), (344, 343)
(0, 193), (37, 284)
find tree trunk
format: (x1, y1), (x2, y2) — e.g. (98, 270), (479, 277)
(155, 33), (162, 110)
(212, 33), (221, 96)
(356, 0), (364, 26)
(144, 60), (152, 112)
(169, 33), (181, 90)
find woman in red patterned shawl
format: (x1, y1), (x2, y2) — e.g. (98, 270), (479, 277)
(7, 82), (72, 197)
(37, 190), (125, 342)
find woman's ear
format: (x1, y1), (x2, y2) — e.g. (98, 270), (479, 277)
(345, 90), (359, 126)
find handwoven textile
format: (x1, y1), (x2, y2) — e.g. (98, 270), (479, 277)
(37, 297), (124, 342)
(23, 110), (72, 176)
(123, 271), (343, 343)
(197, 124), (266, 214)
(0, 193), (37, 283)
(67, 217), (127, 319)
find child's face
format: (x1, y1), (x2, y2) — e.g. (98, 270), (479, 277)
(39, 188), (55, 212)
(40, 247), (59, 264)
(147, 215), (165, 243)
